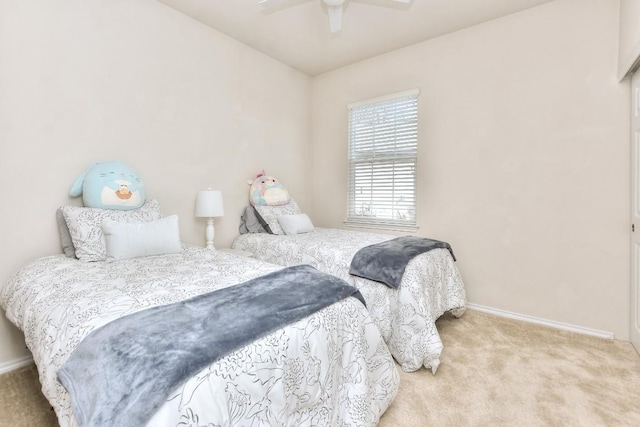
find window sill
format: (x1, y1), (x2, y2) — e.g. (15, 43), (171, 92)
(343, 220), (418, 233)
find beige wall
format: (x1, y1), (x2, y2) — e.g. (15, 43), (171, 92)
(0, 0), (632, 369)
(311, 0), (631, 338)
(0, 0), (311, 366)
(618, 0), (640, 79)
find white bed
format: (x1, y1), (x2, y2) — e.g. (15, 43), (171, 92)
(233, 227), (467, 373)
(0, 245), (399, 427)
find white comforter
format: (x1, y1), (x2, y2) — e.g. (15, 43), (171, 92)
(233, 228), (467, 373)
(0, 245), (398, 427)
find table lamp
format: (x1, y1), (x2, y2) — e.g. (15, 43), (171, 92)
(195, 189), (224, 249)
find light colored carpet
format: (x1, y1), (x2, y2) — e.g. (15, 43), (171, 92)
(379, 310), (640, 427)
(1, 309), (638, 427)
(0, 362), (57, 426)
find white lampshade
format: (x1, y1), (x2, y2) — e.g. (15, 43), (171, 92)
(195, 189), (224, 218)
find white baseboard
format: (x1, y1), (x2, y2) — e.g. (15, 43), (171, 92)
(467, 303), (615, 340)
(0, 355), (33, 375)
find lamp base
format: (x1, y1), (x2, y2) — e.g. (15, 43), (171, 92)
(205, 218), (215, 250)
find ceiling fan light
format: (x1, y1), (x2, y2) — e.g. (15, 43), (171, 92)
(327, 5), (343, 32)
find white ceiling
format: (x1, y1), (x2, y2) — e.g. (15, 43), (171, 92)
(157, 0), (555, 76)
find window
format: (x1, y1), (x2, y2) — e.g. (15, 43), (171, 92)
(345, 89), (419, 231)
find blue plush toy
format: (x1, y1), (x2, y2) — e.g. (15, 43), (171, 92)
(69, 161), (146, 210)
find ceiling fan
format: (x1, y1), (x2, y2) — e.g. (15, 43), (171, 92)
(258, 0), (411, 33)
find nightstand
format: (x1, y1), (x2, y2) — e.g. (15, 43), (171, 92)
(218, 248), (254, 258)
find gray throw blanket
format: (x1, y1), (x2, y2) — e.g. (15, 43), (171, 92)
(349, 236), (456, 289)
(57, 265), (365, 427)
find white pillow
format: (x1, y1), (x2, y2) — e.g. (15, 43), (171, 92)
(60, 199), (161, 262)
(102, 215), (182, 261)
(253, 199), (301, 235)
(277, 213), (315, 235)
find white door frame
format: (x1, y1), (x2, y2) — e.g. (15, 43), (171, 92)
(630, 72), (640, 353)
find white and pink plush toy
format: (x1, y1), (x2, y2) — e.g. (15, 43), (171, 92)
(248, 170), (290, 206)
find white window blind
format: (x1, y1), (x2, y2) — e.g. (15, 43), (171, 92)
(346, 89), (419, 231)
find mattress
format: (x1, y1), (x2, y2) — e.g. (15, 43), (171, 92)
(0, 245), (399, 426)
(233, 227), (467, 373)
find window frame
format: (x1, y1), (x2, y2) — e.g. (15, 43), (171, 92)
(344, 88), (419, 232)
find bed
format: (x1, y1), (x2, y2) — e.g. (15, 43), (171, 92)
(233, 226), (467, 373)
(0, 210), (399, 426)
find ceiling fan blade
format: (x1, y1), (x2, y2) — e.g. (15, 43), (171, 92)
(327, 4), (343, 33)
(351, 0), (411, 7)
(258, 0), (311, 11)
(258, 0), (285, 7)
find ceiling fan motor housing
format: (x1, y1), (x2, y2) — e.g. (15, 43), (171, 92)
(260, 0), (410, 34)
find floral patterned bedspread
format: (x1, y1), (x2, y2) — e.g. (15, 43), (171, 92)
(233, 228), (467, 373)
(0, 245), (398, 427)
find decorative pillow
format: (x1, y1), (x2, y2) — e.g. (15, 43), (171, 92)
(60, 199), (161, 262)
(277, 213), (314, 235)
(102, 215), (182, 261)
(56, 209), (76, 258)
(69, 161), (146, 211)
(248, 172), (290, 206)
(253, 199), (301, 235)
(239, 206), (269, 235)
